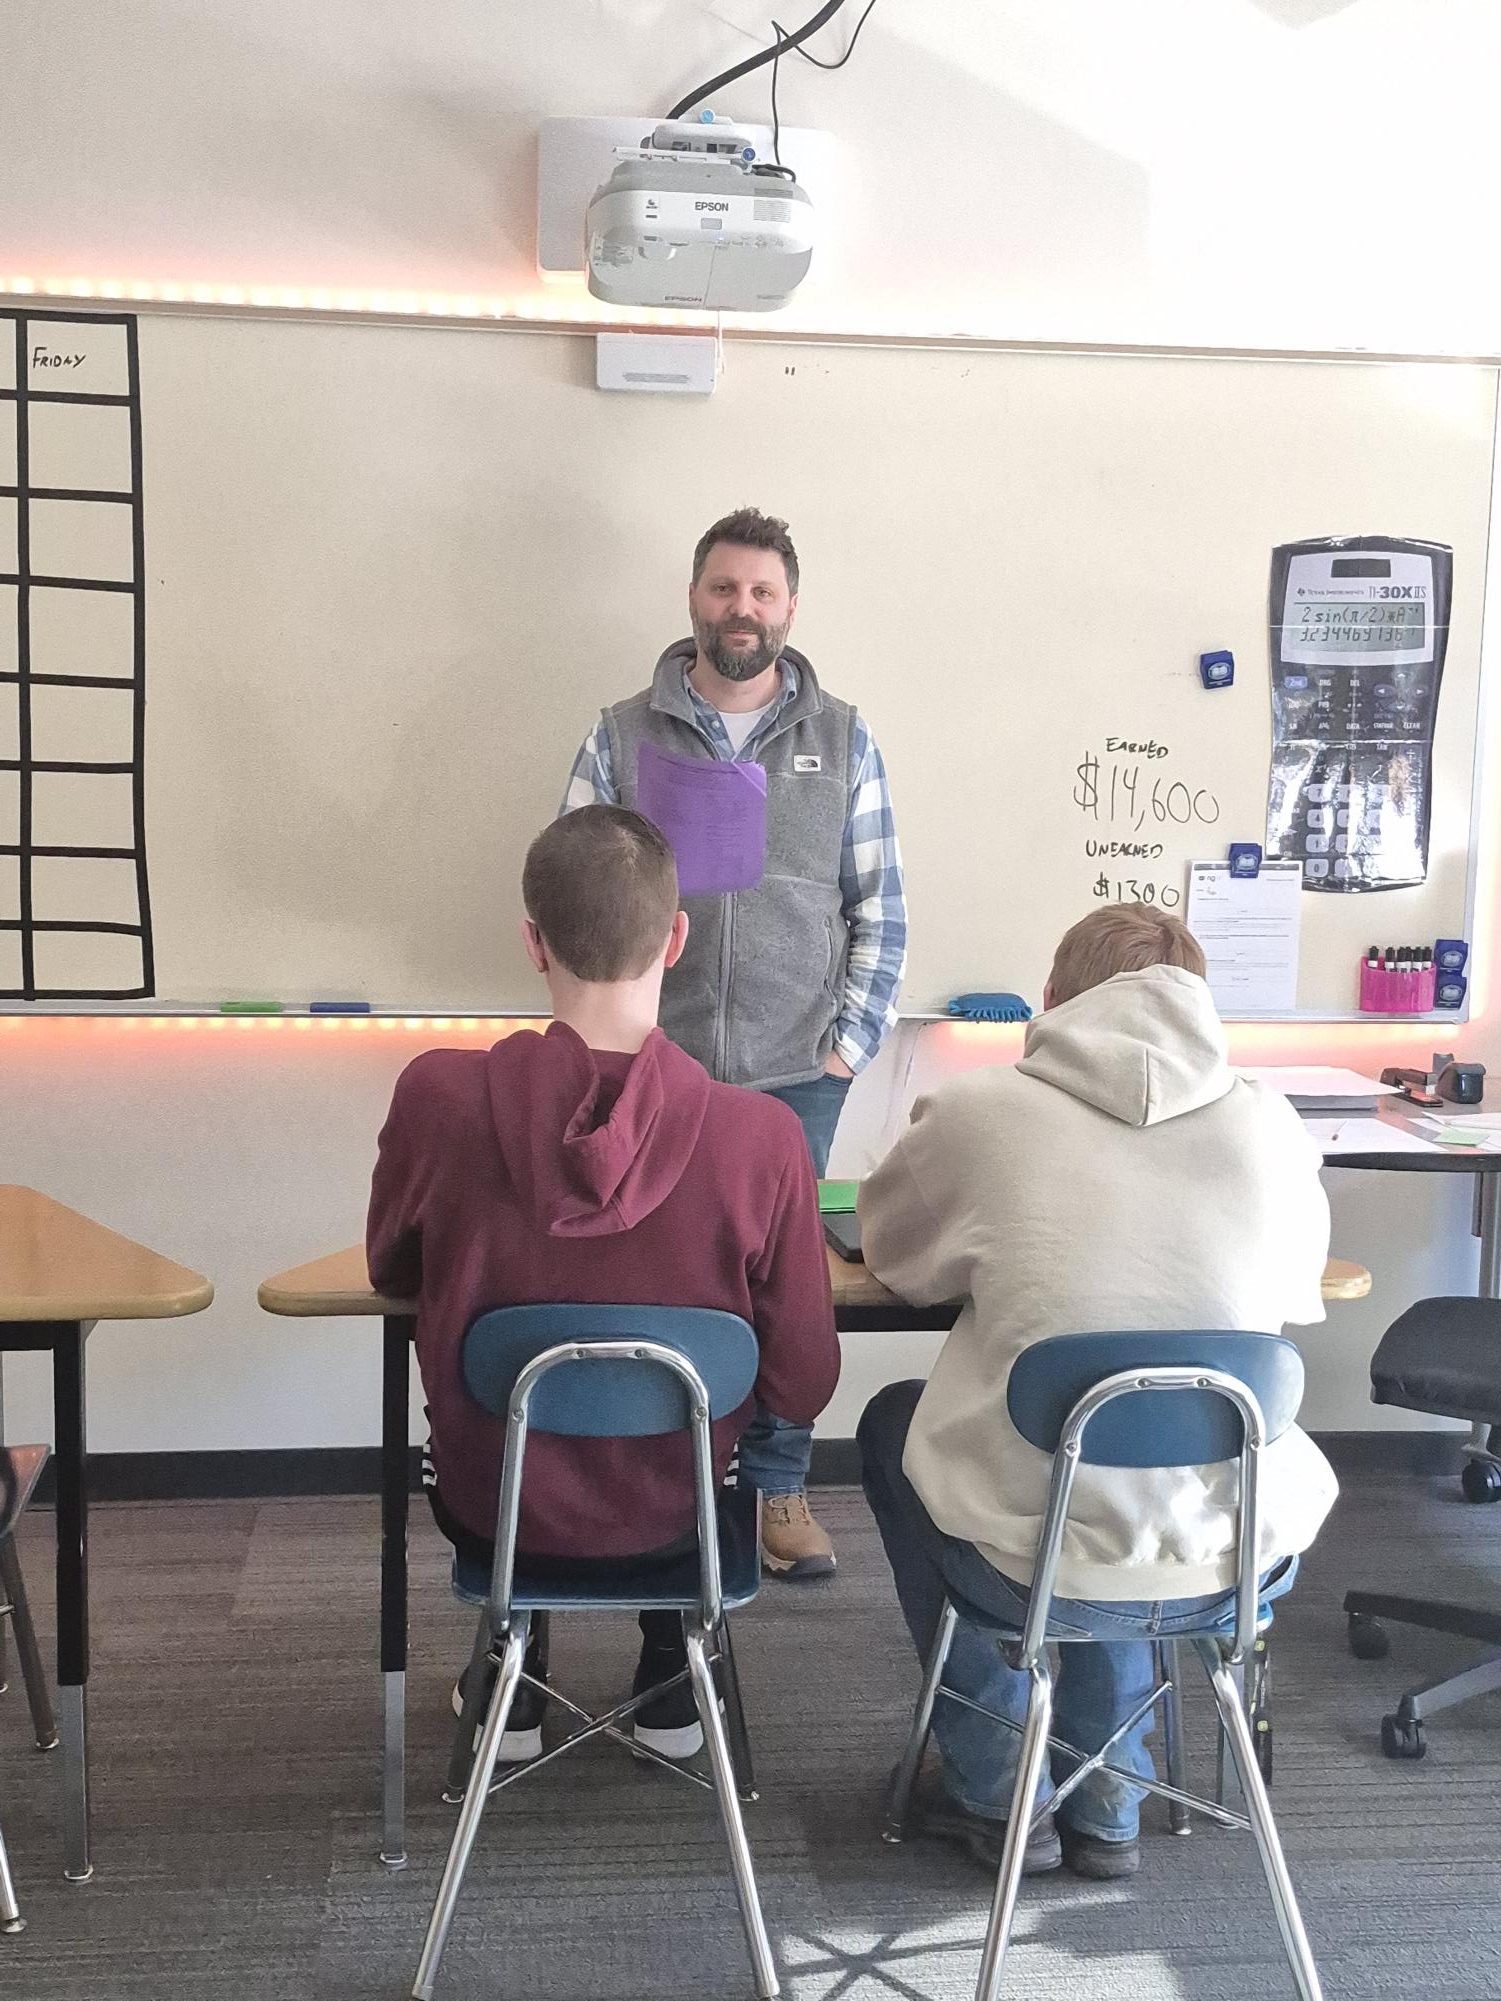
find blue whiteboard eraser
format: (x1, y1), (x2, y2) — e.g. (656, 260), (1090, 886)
(948, 990), (1033, 1024)
(1229, 843), (1262, 878)
(1199, 649), (1235, 689)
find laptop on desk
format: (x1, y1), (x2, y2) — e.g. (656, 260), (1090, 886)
(823, 1211), (864, 1263)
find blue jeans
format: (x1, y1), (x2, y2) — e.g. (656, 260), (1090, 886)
(737, 1070), (853, 1497)
(859, 1381), (1296, 1843)
(763, 1070), (852, 1178)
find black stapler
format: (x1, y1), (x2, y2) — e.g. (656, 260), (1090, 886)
(1381, 1052), (1486, 1108)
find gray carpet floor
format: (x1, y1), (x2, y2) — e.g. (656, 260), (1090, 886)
(0, 1471), (1497, 2000)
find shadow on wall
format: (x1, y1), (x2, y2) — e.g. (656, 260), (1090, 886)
(1249, 0), (1364, 24)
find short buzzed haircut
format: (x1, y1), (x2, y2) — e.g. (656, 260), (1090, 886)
(524, 806), (679, 982)
(691, 507), (800, 596)
(1048, 904), (1208, 1007)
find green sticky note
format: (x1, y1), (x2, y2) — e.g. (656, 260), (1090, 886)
(817, 1179), (860, 1213)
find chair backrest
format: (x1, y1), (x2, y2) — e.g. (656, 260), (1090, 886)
(461, 1304), (759, 1631)
(463, 1304), (758, 1435)
(1004, 1331), (1303, 1667)
(1007, 1331), (1304, 1466)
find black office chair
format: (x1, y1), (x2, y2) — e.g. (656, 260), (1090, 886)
(1344, 1298), (1501, 1759)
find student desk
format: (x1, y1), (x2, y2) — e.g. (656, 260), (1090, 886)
(0, 1185), (213, 1882)
(257, 1242), (1369, 1868)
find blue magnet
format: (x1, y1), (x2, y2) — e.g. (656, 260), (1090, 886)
(1229, 843), (1262, 878)
(1199, 649), (1235, 689)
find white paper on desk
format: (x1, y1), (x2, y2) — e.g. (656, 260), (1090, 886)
(1416, 1115), (1501, 1147)
(1186, 862), (1302, 1013)
(1304, 1117), (1445, 1157)
(1237, 1066), (1397, 1104)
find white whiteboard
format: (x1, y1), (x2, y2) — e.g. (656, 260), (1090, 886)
(3, 311), (1494, 1015)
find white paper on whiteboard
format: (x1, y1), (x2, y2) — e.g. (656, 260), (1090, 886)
(1186, 861), (1303, 1014)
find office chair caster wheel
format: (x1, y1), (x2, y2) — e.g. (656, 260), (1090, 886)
(1347, 1613), (1390, 1661)
(1460, 1459), (1501, 1504)
(1380, 1713), (1425, 1760)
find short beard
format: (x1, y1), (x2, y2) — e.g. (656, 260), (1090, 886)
(694, 615), (788, 682)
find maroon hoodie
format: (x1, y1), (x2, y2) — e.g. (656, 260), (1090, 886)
(367, 1023), (839, 1556)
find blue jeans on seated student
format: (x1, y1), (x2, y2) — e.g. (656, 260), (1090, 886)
(740, 1070), (854, 1494)
(858, 1380), (1297, 1844)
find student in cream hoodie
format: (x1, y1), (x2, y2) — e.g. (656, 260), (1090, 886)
(857, 904), (1336, 1881)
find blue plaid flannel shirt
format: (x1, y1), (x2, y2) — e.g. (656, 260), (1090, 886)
(561, 662), (906, 1073)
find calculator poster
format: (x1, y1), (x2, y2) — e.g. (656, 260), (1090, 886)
(1264, 535), (1451, 893)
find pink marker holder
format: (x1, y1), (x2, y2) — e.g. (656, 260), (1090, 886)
(1360, 959), (1436, 1013)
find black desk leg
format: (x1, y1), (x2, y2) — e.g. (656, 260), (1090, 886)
(380, 1315), (413, 1869)
(53, 1322), (92, 1883)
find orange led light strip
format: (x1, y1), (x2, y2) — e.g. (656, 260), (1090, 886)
(1, 274), (728, 333)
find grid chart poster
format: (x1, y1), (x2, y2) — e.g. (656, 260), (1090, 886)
(0, 310), (154, 998)
(1265, 534), (1451, 895)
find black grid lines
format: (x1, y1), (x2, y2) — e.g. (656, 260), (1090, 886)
(1, 309), (153, 1000)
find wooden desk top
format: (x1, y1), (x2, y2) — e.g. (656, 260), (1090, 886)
(258, 1243), (1371, 1318)
(0, 1186), (214, 1323)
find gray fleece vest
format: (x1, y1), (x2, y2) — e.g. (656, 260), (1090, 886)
(604, 644), (856, 1091)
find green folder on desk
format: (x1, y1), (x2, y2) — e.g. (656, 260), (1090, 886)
(817, 1180), (860, 1214)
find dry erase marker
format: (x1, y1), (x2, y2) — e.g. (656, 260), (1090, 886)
(309, 1001), (372, 1014)
(220, 999), (284, 1014)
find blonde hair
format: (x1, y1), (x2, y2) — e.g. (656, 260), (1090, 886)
(1048, 904), (1207, 1007)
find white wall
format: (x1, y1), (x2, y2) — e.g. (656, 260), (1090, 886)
(2, 0), (1498, 1455)
(3, 2), (1501, 353)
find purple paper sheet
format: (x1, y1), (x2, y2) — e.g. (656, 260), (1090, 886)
(635, 740), (768, 896)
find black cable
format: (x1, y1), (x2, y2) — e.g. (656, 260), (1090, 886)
(771, 29), (784, 166)
(774, 0), (878, 70)
(667, 0), (850, 121)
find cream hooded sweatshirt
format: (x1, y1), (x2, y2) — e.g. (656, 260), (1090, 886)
(859, 965), (1338, 1602)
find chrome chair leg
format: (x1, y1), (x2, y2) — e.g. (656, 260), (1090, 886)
(1214, 1657), (1247, 1809)
(443, 1614), (493, 1802)
(412, 1617), (530, 2001)
(883, 1599), (959, 1842)
(1198, 1642), (1323, 2001)
(0, 1540), (57, 1749)
(715, 1616), (758, 1802)
(975, 1660), (1055, 2001)
(1160, 1639), (1191, 1836)
(687, 1628), (779, 2001)
(0, 1814), (23, 1934)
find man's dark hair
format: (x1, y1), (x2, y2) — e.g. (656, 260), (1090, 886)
(691, 507), (800, 596)
(523, 806), (680, 982)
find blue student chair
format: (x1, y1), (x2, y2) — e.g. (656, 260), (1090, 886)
(882, 1331), (1325, 2001)
(410, 1305), (778, 2001)
(1, 1443), (60, 1937)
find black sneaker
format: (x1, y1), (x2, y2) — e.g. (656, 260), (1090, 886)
(631, 1644), (703, 1761)
(1059, 1824), (1140, 1879)
(452, 1662), (546, 1763)
(912, 1781), (1063, 1876)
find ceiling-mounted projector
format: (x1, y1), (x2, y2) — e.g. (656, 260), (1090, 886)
(586, 121), (814, 313)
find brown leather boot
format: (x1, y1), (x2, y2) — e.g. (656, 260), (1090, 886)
(760, 1492), (836, 1579)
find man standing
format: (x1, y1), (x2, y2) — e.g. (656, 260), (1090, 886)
(562, 507), (906, 1579)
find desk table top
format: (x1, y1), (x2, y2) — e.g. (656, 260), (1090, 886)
(0, 1185), (214, 1323)
(258, 1244), (1370, 1318)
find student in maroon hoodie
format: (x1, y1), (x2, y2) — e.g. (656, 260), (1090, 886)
(367, 804), (840, 1762)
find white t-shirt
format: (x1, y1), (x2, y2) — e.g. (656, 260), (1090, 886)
(720, 703), (775, 755)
